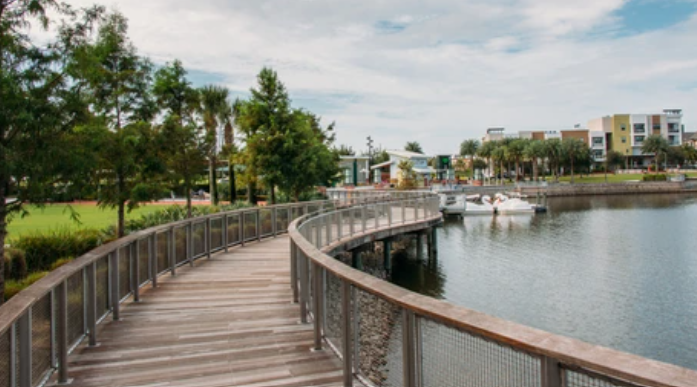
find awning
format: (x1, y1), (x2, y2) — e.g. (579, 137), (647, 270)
(413, 167), (436, 174)
(370, 161), (393, 170)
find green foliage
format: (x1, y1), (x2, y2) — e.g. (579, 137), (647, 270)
(198, 85), (232, 206)
(642, 174), (668, 182)
(5, 272), (49, 300)
(13, 229), (110, 273)
(3, 248), (27, 281)
(235, 68), (339, 203)
(336, 144), (355, 156)
(641, 135), (670, 174)
(460, 139), (480, 158)
(405, 141), (424, 154)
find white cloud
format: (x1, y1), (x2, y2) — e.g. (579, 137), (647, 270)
(57, 0), (697, 154)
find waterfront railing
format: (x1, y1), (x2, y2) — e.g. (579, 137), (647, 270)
(289, 191), (697, 387)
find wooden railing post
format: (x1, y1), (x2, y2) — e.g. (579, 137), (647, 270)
(187, 221), (194, 267)
(57, 280), (70, 384)
(299, 251), (309, 324)
(241, 212), (246, 247)
(87, 262), (97, 346)
(150, 233), (157, 288)
(223, 214), (229, 252)
(18, 310), (31, 387)
(110, 252), (120, 321)
(132, 241), (140, 302)
(542, 357), (562, 387)
(256, 208), (262, 242)
(169, 227), (176, 276)
(313, 262), (323, 351)
(273, 207), (278, 237)
(290, 241), (299, 303)
(206, 217), (212, 259)
(341, 279), (353, 387)
(402, 310), (416, 387)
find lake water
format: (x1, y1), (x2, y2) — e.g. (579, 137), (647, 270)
(390, 194), (697, 370)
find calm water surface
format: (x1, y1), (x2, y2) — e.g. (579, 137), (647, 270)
(391, 194), (697, 370)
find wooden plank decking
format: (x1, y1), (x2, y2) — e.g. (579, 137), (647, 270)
(57, 237), (345, 387)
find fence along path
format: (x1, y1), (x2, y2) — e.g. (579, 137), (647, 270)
(53, 237), (345, 387)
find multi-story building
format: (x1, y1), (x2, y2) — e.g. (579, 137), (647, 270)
(587, 109), (684, 168)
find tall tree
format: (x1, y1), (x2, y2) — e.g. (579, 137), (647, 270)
(506, 139), (527, 182)
(73, 12), (161, 236)
(477, 141), (497, 183)
(524, 140), (545, 182)
(152, 60), (206, 217)
(405, 141), (424, 154)
(198, 85), (230, 205)
(562, 138), (588, 183)
(544, 139), (562, 182)
(234, 68), (293, 204)
(641, 135), (669, 174)
(336, 144), (355, 156)
(681, 143), (697, 167)
(460, 139), (480, 179)
(0, 1), (103, 303)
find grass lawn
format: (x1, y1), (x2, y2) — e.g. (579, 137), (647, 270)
(546, 172), (697, 184)
(6, 204), (163, 240)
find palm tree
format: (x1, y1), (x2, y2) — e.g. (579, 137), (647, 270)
(199, 85), (231, 205)
(405, 141), (424, 154)
(477, 141), (497, 183)
(506, 139), (526, 182)
(493, 144), (507, 184)
(681, 143), (697, 167)
(641, 135), (669, 174)
(544, 139), (562, 182)
(397, 160), (415, 189)
(562, 138), (587, 183)
(524, 140), (545, 182)
(460, 139), (480, 178)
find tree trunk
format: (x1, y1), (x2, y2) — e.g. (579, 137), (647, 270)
(515, 161), (521, 182)
(230, 168), (236, 203)
(571, 158), (575, 184)
(532, 159), (539, 182)
(117, 175), (126, 238)
(293, 189), (300, 203)
(0, 183), (6, 305)
(270, 185), (276, 205)
(247, 181), (257, 205)
(185, 177), (192, 218)
(209, 155), (219, 205)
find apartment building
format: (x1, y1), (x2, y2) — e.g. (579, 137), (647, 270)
(588, 109), (683, 167)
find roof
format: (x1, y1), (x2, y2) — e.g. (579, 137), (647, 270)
(413, 167), (436, 174)
(684, 132), (697, 141)
(339, 156), (370, 161)
(387, 150), (432, 159)
(370, 160), (393, 170)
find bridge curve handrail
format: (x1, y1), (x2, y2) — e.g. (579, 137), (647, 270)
(0, 190), (433, 387)
(288, 192), (697, 387)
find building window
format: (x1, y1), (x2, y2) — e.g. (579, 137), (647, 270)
(621, 137), (627, 143)
(633, 124), (645, 133)
(592, 137), (604, 146)
(621, 124), (627, 131)
(652, 124), (661, 131)
(592, 150), (604, 159)
(635, 135), (645, 144)
(668, 123), (680, 133)
(344, 168), (352, 184)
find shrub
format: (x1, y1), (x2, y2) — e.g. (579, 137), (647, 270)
(50, 257), (74, 271)
(642, 174), (668, 182)
(3, 247), (27, 281)
(14, 228), (108, 273)
(4, 271), (49, 300)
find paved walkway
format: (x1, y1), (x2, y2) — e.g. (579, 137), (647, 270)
(58, 237), (344, 387)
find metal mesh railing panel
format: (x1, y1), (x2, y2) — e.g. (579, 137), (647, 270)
(355, 288), (404, 387)
(138, 239), (149, 287)
(31, 294), (52, 386)
(192, 222), (205, 257)
(227, 214), (241, 245)
(67, 270), (85, 346)
(118, 247), (130, 300)
(277, 208), (290, 232)
(96, 256), (109, 319)
(418, 316), (541, 387)
(244, 212), (258, 241)
(211, 218), (223, 250)
(260, 209), (273, 236)
(175, 227), (187, 264)
(324, 270), (344, 354)
(157, 233), (168, 275)
(0, 328), (10, 387)
(307, 204), (318, 214)
(564, 368), (644, 387)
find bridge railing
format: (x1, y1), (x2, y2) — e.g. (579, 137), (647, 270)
(0, 192), (418, 387)
(289, 192), (697, 387)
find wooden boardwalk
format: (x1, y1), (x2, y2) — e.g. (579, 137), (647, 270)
(56, 237), (345, 387)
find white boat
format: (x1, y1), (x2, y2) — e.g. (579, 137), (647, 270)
(465, 195), (495, 215)
(493, 194), (536, 214)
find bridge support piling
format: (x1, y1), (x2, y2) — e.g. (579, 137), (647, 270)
(383, 239), (393, 271)
(416, 232), (424, 260)
(352, 250), (363, 270)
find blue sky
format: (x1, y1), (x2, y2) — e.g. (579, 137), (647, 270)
(65, 0), (697, 154)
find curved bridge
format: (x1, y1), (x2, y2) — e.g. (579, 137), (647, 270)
(1, 190), (695, 387)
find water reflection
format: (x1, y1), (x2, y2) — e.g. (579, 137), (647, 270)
(388, 193), (697, 371)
